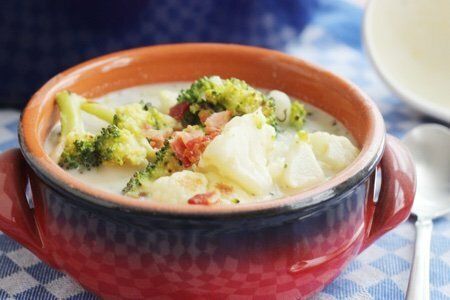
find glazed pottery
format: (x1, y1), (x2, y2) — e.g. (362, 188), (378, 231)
(0, 44), (415, 299)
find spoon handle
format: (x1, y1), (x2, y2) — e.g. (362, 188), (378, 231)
(406, 219), (433, 300)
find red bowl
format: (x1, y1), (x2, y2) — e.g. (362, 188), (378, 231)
(0, 44), (415, 299)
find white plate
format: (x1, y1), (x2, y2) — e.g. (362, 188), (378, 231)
(363, 0), (450, 123)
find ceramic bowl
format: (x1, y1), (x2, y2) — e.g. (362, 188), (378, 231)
(0, 44), (415, 299)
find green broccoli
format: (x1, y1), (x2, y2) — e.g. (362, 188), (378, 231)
(289, 101), (307, 130)
(82, 102), (158, 167)
(113, 103), (177, 135)
(95, 125), (152, 167)
(80, 102), (115, 124)
(123, 141), (183, 197)
(55, 91), (100, 170)
(80, 99), (178, 135)
(55, 91), (158, 170)
(81, 101), (174, 166)
(177, 76), (277, 127)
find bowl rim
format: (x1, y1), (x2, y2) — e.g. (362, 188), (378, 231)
(19, 43), (386, 218)
(363, 0), (450, 123)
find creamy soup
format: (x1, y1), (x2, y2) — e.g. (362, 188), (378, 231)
(365, 0), (450, 116)
(45, 78), (359, 205)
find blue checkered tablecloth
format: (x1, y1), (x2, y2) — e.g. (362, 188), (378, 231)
(0, 1), (449, 299)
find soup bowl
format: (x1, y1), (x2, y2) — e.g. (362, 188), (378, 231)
(0, 44), (415, 299)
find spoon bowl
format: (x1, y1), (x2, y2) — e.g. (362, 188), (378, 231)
(403, 124), (450, 219)
(403, 124), (450, 300)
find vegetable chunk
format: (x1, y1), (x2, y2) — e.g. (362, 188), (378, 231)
(123, 142), (184, 197)
(279, 139), (325, 190)
(309, 132), (359, 172)
(95, 125), (151, 167)
(289, 101), (307, 130)
(176, 76), (278, 127)
(55, 91), (100, 170)
(149, 171), (209, 205)
(199, 110), (275, 195)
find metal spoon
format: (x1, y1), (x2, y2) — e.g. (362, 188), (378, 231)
(403, 124), (450, 300)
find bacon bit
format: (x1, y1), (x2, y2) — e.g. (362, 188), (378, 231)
(184, 136), (210, 165)
(170, 136), (186, 157)
(170, 124), (222, 168)
(215, 183), (233, 195)
(149, 136), (165, 149)
(188, 192), (218, 205)
(171, 135), (214, 167)
(204, 127), (218, 136)
(170, 122), (223, 167)
(206, 130), (221, 139)
(174, 127), (204, 144)
(204, 111), (231, 135)
(169, 102), (190, 121)
(198, 109), (213, 124)
(144, 129), (173, 150)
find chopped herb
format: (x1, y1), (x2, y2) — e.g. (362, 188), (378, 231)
(143, 102), (153, 111)
(297, 130), (309, 142)
(289, 102), (307, 130)
(231, 198), (240, 204)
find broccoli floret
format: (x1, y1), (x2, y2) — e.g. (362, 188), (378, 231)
(81, 101), (179, 166)
(56, 91), (159, 169)
(123, 141), (183, 197)
(177, 76), (277, 127)
(55, 91), (100, 170)
(81, 100), (178, 135)
(113, 103), (177, 135)
(289, 102), (307, 130)
(95, 125), (152, 167)
(80, 102), (115, 124)
(59, 133), (98, 170)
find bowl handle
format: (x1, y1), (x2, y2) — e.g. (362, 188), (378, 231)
(0, 148), (51, 263)
(360, 135), (416, 252)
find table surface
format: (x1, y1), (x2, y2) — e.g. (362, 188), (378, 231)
(0, 1), (449, 299)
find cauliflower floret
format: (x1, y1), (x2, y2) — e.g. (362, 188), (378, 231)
(159, 90), (178, 114)
(199, 109), (275, 195)
(278, 138), (325, 190)
(203, 172), (252, 204)
(267, 131), (292, 180)
(309, 132), (359, 172)
(148, 171), (208, 205)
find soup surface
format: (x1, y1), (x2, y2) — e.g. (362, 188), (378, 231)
(45, 78), (359, 205)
